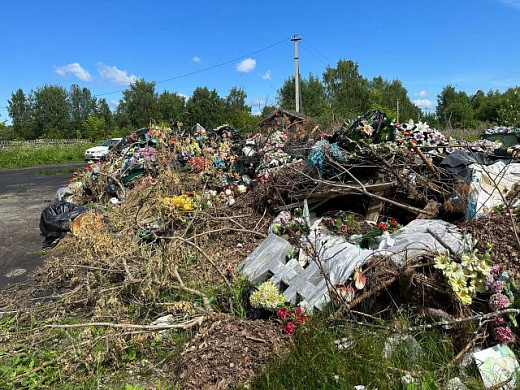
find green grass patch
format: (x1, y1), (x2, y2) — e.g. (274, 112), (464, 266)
(0, 142), (93, 169)
(250, 316), (497, 390)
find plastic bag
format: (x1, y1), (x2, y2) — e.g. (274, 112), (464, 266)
(40, 201), (88, 237)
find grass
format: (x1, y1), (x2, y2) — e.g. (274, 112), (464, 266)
(248, 315), (509, 390)
(0, 142), (93, 169)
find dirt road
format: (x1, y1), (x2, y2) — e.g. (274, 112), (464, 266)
(0, 163), (84, 289)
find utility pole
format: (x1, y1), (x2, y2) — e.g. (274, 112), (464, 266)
(291, 35), (301, 113)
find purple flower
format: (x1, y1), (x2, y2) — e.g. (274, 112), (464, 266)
(485, 274), (496, 289)
(491, 264), (502, 275)
(491, 281), (505, 294)
(494, 326), (516, 343)
(489, 293), (511, 311)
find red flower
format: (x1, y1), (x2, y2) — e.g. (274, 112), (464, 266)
(293, 307), (303, 317)
(341, 225), (349, 234)
(185, 191), (195, 197)
(324, 218), (335, 228)
(377, 222), (388, 231)
(389, 220), (398, 227)
(131, 133), (138, 141)
(277, 308), (289, 321)
(295, 314), (309, 325)
(169, 137), (176, 145)
(282, 321), (296, 335)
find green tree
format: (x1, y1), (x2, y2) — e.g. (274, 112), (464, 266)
(69, 84), (97, 136)
(368, 77), (420, 122)
(7, 89), (34, 139)
(30, 85), (71, 138)
(157, 91), (186, 125)
(322, 60), (370, 119)
(82, 116), (107, 141)
(498, 87), (520, 126)
(436, 86), (475, 128)
(97, 98), (114, 134)
(186, 87), (226, 129)
(224, 87), (256, 131)
(278, 74), (329, 119)
(117, 79), (159, 129)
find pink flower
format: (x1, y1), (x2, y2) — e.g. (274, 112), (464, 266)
(494, 326), (516, 343)
(491, 264), (502, 275)
(341, 225), (349, 234)
(489, 293), (511, 311)
(293, 307), (303, 317)
(491, 281), (505, 294)
(485, 274), (496, 289)
(277, 308), (289, 321)
(494, 317), (506, 326)
(282, 321), (296, 335)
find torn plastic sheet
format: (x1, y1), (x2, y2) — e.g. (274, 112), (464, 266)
(467, 161), (520, 219)
(298, 219), (466, 310)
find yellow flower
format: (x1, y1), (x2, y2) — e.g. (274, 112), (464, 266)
(463, 267), (477, 279)
(445, 263), (464, 279)
(461, 254), (472, 267)
(434, 254), (450, 270)
(476, 260), (491, 276)
(456, 289), (473, 305)
(449, 275), (467, 292)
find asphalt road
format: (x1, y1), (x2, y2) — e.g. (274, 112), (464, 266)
(0, 163), (85, 289)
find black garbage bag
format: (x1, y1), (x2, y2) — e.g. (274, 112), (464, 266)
(40, 201), (87, 238)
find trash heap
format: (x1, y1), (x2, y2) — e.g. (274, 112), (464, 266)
(4, 111), (520, 389)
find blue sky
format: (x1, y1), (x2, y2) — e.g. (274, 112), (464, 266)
(1, 0), (519, 122)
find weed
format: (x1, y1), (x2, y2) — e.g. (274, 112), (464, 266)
(0, 142), (93, 169)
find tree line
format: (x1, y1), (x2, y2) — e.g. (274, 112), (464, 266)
(3, 59), (520, 140)
(435, 85), (520, 128)
(4, 81), (259, 140)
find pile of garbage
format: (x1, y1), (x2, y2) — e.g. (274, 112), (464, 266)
(484, 126), (520, 135)
(4, 111), (520, 388)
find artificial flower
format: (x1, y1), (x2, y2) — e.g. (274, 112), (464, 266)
(456, 289), (473, 305)
(491, 281), (505, 294)
(489, 293), (511, 311)
(282, 321), (296, 335)
(433, 254), (449, 270)
(249, 281), (285, 310)
(353, 268), (367, 290)
(494, 326), (516, 343)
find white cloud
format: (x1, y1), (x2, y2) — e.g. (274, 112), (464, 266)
(261, 70), (271, 80)
(192, 56), (201, 63)
(109, 100), (119, 108)
(414, 91), (428, 97)
(236, 58), (256, 73)
(178, 93), (190, 101)
(252, 99), (264, 106)
(55, 62), (92, 82)
(97, 62), (138, 85)
(252, 110), (262, 116)
(413, 99), (434, 109)
(498, 0), (520, 9)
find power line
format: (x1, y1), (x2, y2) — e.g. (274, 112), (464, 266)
(0, 37), (290, 110)
(95, 37), (290, 97)
(304, 39), (334, 65)
(300, 44), (328, 67)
